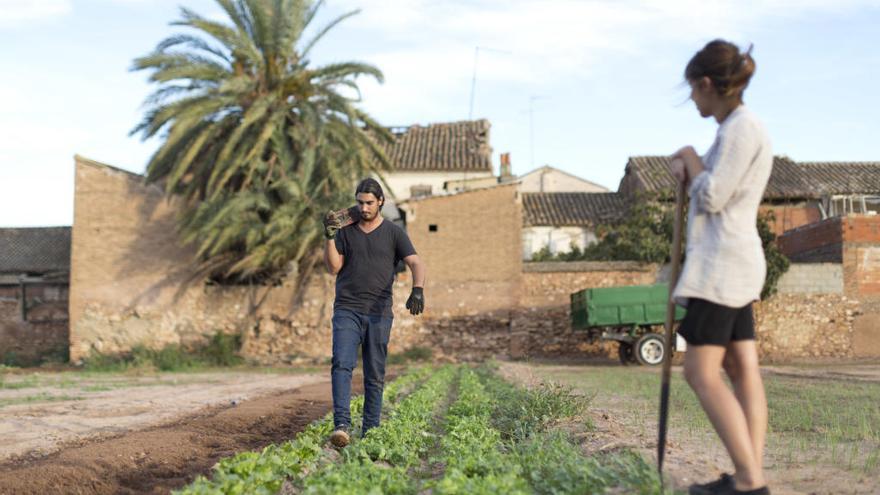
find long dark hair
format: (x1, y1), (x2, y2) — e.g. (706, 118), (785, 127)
(686, 40), (756, 101)
(355, 178), (385, 209)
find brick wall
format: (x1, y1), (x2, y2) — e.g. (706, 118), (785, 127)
(778, 217), (844, 262)
(401, 184), (523, 312)
(842, 216), (880, 298)
(760, 202), (823, 237)
(0, 288), (69, 366)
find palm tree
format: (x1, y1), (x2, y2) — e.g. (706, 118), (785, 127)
(131, 0), (391, 287)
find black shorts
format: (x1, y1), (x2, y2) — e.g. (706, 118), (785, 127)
(677, 298), (756, 346)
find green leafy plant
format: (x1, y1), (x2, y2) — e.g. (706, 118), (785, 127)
(178, 366), (433, 494)
(758, 211), (791, 299)
(82, 332), (243, 372)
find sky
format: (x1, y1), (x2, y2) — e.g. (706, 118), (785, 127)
(1, 0), (879, 227)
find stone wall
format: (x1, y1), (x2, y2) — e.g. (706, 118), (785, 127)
(70, 157), (875, 362)
(70, 158), (523, 363)
(71, 157), (225, 360)
(753, 294), (860, 360)
(503, 263), (863, 361)
(510, 262), (659, 359)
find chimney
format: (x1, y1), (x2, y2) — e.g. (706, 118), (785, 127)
(500, 152), (512, 178)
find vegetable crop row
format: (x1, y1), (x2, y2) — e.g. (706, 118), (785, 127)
(176, 366), (432, 495)
(296, 365), (457, 494)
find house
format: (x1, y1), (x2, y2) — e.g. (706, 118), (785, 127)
(521, 192), (628, 259)
(618, 156), (880, 235)
(0, 227), (71, 365)
(381, 119), (494, 201)
(517, 165), (609, 193)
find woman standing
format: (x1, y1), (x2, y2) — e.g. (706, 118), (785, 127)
(669, 40), (772, 495)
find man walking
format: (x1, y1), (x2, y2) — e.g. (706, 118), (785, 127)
(322, 178), (426, 448)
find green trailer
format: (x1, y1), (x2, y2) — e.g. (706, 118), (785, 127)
(570, 283), (687, 366)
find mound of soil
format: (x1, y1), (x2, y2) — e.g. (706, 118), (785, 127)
(0, 380), (353, 494)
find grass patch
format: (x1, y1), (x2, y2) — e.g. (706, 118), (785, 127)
(2, 346), (69, 368)
(532, 364), (880, 475)
(83, 333), (244, 372)
(0, 374), (40, 390)
(0, 393), (83, 407)
(387, 346), (433, 365)
(80, 384), (115, 392)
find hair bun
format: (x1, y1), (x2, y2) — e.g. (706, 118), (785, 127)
(685, 39), (756, 100)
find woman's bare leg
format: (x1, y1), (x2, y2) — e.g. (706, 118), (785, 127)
(684, 345), (766, 490)
(723, 340), (768, 471)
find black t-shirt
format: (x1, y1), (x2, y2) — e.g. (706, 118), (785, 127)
(333, 220), (416, 317)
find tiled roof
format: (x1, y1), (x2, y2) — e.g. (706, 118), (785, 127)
(0, 227), (71, 274)
(522, 192), (629, 227)
(769, 161), (880, 199)
(619, 156), (880, 200)
(386, 119), (492, 172)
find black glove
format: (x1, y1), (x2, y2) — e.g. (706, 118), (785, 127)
(406, 287), (425, 316)
(322, 210), (342, 240)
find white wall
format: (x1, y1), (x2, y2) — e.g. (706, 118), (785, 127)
(522, 226), (597, 260)
(518, 168), (608, 193)
(382, 171), (494, 201)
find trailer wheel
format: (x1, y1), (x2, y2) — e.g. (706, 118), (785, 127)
(617, 342), (635, 365)
(634, 333), (665, 366)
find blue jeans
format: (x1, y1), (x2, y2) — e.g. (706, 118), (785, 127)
(331, 308), (393, 433)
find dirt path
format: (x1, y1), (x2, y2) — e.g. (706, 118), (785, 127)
(500, 362), (880, 495)
(0, 371), (327, 462)
(0, 373), (352, 494)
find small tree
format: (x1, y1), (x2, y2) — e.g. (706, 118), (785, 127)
(582, 194), (674, 263)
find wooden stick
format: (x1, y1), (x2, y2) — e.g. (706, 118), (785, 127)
(658, 180), (687, 479)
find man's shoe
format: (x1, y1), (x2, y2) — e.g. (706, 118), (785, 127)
(330, 426), (350, 448)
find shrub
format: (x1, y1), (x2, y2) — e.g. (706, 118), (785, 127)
(387, 346), (433, 365)
(83, 332), (243, 372)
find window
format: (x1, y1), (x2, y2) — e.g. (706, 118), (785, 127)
(822, 194), (880, 218)
(410, 184), (432, 199)
(428, 224), (438, 232)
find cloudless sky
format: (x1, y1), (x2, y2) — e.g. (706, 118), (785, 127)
(1, 0), (879, 226)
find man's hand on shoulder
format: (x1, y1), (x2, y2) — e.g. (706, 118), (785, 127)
(406, 287), (424, 316)
(323, 210), (343, 240)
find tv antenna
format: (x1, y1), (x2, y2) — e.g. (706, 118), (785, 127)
(468, 46), (512, 120)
